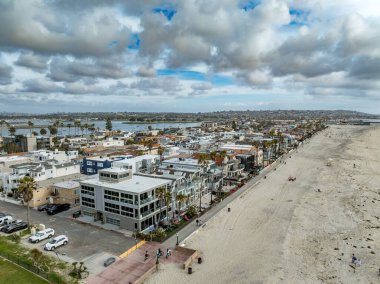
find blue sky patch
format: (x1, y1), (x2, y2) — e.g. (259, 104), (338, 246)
(152, 7), (177, 21)
(158, 69), (235, 86)
(128, 33), (140, 49)
(240, 0), (261, 12)
(288, 8), (310, 26)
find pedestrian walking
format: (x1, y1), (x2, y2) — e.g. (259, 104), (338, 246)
(196, 219), (199, 226)
(352, 254), (357, 264)
(166, 248), (171, 258)
(144, 251), (149, 261)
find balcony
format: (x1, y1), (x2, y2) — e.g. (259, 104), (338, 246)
(141, 209), (156, 217)
(139, 196), (156, 205)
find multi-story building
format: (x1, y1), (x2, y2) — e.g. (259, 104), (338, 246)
(112, 155), (160, 174)
(51, 180), (81, 206)
(81, 156), (127, 175)
(32, 149), (78, 163)
(2, 161), (80, 193)
(79, 168), (170, 232)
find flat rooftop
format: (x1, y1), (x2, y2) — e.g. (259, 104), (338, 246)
(53, 180), (80, 189)
(81, 175), (170, 194)
(162, 158), (200, 166)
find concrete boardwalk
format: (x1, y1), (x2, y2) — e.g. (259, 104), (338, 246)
(88, 242), (194, 284)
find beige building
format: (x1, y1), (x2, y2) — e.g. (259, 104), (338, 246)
(51, 180), (80, 206)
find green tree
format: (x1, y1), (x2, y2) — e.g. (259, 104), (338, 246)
(17, 176), (36, 228)
(27, 121), (34, 134)
(176, 193), (186, 213)
(105, 117), (112, 131)
(155, 187), (166, 226)
(8, 126), (16, 136)
(40, 128), (47, 136)
(197, 153), (209, 213)
(164, 191), (172, 220)
(157, 146), (164, 163)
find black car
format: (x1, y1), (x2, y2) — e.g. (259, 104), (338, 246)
(46, 203), (71, 215)
(3, 221), (28, 234)
(0, 220), (21, 232)
(104, 257), (116, 267)
(38, 204), (55, 212)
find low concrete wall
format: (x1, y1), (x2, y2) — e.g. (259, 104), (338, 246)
(175, 246), (200, 269)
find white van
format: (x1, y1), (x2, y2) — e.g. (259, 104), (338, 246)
(29, 228), (55, 243)
(0, 216), (13, 226)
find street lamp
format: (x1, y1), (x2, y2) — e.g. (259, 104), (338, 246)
(176, 233), (179, 246)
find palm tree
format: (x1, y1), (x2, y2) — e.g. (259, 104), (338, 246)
(164, 191), (172, 220)
(67, 123), (72, 136)
(8, 126), (16, 136)
(40, 128), (47, 136)
(27, 121), (34, 135)
(155, 187), (166, 226)
(176, 193), (186, 214)
(157, 146), (164, 164)
(197, 153), (209, 213)
(17, 176), (36, 228)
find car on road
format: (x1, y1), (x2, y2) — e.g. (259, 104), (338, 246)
(38, 204), (55, 212)
(3, 221), (28, 234)
(44, 235), (68, 251)
(104, 257), (116, 267)
(46, 203), (71, 215)
(0, 215), (13, 226)
(29, 228), (55, 243)
(0, 219), (23, 232)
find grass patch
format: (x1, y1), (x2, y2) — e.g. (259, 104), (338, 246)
(0, 258), (48, 284)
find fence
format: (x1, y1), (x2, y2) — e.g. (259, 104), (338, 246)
(0, 251), (65, 284)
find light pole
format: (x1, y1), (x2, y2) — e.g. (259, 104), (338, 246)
(176, 233), (179, 246)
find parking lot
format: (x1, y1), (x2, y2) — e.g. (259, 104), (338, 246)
(0, 201), (136, 265)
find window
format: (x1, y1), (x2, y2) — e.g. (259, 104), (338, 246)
(81, 197), (95, 208)
(87, 168), (93, 173)
(111, 174), (117, 179)
(120, 193), (134, 204)
(105, 202), (120, 214)
(81, 185), (95, 196)
(104, 190), (119, 201)
(97, 162), (103, 167)
(87, 161), (92, 166)
(121, 206), (134, 217)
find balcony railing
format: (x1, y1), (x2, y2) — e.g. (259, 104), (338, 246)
(139, 196), (156, 205)
(141, 209), (156, 217)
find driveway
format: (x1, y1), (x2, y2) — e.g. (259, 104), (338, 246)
(0, 201), (136, 262)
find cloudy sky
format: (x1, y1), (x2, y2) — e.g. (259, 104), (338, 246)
(0, 0), (379, 114)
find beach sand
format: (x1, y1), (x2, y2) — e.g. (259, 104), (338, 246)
(146, 125), (380, 284)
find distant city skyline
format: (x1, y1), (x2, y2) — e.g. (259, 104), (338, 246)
(0, 0), (379, 114)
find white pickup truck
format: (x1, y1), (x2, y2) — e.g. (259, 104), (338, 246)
(29, 228), (55, 243)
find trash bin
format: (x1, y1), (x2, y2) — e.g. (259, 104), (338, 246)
(198, 257), (202, 264)
(72, 211), (81, 218)
(188, 267), (192, 274)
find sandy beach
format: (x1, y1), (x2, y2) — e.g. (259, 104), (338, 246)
(146, 125), (380, 284)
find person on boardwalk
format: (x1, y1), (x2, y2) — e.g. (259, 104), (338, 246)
(166, 248), (171, 258)
(196, 219), (199, 226)
(144, 251), (149, 261)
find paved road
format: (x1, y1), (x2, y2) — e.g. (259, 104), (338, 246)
(0, 201), (136, 261)
(163, 146), (300, 247)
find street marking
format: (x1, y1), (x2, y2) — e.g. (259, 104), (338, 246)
(119, 240), (146, 258)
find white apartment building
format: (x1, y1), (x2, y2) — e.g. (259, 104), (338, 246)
(79, 168), (170, 232)
(31, 149), (78, 163)
(2, 161), (80, 193)
(95, 138), (124, 148)
(112, 155), (160, 174)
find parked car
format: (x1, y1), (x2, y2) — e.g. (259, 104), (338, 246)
(46, 204), (71, 215)
(104, 257), (116, 267)
(0, 215), (13, 226)
(29, 228), (55, 243)
(44, 235), (68, 251)
(3, 221), (28, 234)
(38, 204), (55, 212)
(0, 219), (22, 231)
